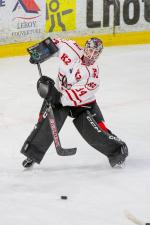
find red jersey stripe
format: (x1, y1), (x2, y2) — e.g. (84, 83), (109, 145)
(71, 90), (82, 103)
(65, 90), (77, 106)
(62, 41), (82, 59)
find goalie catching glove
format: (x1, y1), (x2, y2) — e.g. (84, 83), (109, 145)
(37, 76), (62, 105)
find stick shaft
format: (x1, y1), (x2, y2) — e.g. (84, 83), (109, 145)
(36, 63), (77, 156)
(47, 104), (62, 150)
(37, 63), (42, 77)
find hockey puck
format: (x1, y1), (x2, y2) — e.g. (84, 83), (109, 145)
(61, 196), (68, 200)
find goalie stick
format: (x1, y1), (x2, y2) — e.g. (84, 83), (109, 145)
(124, 210), (150, 225)
(37, 63), (77, 156)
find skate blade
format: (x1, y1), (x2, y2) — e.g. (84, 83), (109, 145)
(113, 162), (126, 169)
(22, 164), (34, 172)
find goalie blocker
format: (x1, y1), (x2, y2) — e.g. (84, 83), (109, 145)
(21, 101), (128, 166)
(27, 37), (58, 64)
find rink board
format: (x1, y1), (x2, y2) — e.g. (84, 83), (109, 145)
(1, 31), (150, 58)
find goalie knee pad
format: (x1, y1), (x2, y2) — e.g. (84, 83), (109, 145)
(21, 117), (53, 163)
(21, 105), (69, 163)
(73, 110), (126, 157)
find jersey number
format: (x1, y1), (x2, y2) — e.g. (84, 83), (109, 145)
(93, 68), (98, 78)
(61, 53), (71, 65)
(75, 69), (81, 81)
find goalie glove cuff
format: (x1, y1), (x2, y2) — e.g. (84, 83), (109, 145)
(37, 76), (62, 105)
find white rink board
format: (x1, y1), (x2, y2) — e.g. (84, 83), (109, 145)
(0, 0), (150, 45)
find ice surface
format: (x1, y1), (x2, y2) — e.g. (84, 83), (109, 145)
(0, 44), (150, 225)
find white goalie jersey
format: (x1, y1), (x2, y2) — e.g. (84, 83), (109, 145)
(53, 38), (100, 107)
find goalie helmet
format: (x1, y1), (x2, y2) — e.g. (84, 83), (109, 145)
(83, 37), (103, 65)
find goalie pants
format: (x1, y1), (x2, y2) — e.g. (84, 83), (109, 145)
(21, 101), (124, 163)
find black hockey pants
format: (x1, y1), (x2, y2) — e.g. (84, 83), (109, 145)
(21, 101), (124, 163)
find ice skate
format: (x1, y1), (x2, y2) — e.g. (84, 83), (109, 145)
(22, 157), (35, 168)
(109, 144), (128, 168)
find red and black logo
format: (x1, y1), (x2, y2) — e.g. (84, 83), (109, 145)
(13, 0), (40, 14)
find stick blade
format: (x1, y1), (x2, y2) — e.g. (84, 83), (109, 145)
(57, 147), (77, 156)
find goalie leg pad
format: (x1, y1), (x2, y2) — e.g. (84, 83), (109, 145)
(73, 110), (125, 157)
(21, 105), (69, 163)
